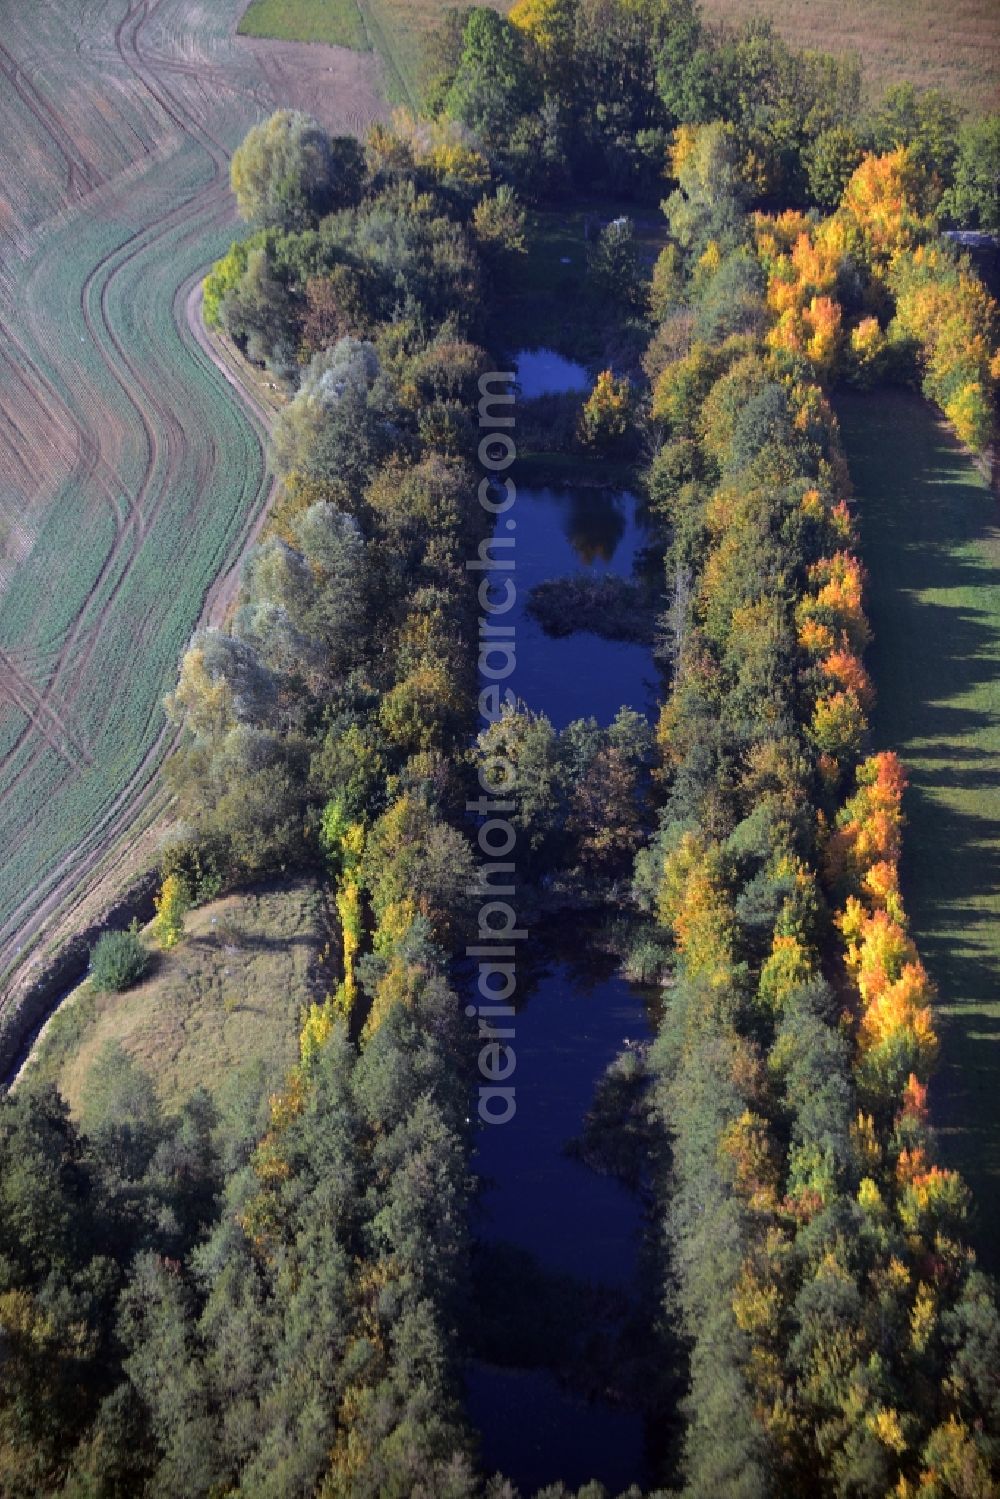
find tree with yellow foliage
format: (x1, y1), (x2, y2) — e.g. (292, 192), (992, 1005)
(578, 369), (633, 452)
(152, 873), (190, 950)
(839, 146), (933, 272)
(890, 243), (999, 451)
(508, 0), (576, 90)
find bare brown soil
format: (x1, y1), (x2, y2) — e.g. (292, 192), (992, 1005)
(237, 34), (388, 134)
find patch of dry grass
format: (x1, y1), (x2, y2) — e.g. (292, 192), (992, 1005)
(27, 878), (337, 1116)
(700, 0), (999, 114)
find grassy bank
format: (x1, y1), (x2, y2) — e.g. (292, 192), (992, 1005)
(238, 0), (371, 49)
(25, 879), (335, 1115)
(838, 388), (1000, 1267)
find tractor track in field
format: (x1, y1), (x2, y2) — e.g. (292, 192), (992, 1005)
(0, 0), (227, 813)
(0, 647), (93, 770)
(0, 185), (230, 824)
(0, 0), (274, 969)
(0, 327), (132, 783)
(0, 331), (130, 532)
(0, 39), (104, 199)
(0, 269), (276, 981)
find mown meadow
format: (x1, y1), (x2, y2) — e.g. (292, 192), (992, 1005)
(25, 879), (333, 1115)
(237, 0), (372, 51)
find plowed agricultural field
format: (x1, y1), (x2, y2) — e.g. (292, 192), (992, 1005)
(0, 0), (386, 988)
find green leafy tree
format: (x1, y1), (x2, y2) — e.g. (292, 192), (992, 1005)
(573, 0), (666, 151)
(868, 83), (960, 189)
(472, 185), (528, 273)
(230, 111), (360, 230)
(0, 1087), (116, 1491)
(649, 243), (685, 320)
(420, 4), (475, 115)
(203, 238), (251, 327)
(213, 243), (299, 373)
(655, 0), (718, 125)
(237, 502), (366, 691)
(804, 125), (865, 209)
(940, 114), (1000, 232)
(664, 121), (748, 260)
(587, 216), (644, 311)
(444, 9), (538, 141)
(89, 925), (150, 992)
(271, 338), (390, 490)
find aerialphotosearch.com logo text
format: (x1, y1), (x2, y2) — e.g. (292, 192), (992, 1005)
(466, 370), (520, 1125)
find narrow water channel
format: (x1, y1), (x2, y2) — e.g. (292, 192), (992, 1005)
(465, 351), (657, 1493)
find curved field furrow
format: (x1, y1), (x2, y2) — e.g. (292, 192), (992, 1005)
(0, 187), (193, 796)
(0, 329), (129, 532)
(0, 41), (103, 199)
(17, 0), (231, 725)
(0, 0), (386, 987)
(1, 0), (231, 762)
(0, 200), (229, 845)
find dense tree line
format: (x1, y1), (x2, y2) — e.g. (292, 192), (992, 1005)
(753, 148), (999, 449)
(422, 0), (999, 226)
(636, 120), (1000, 1496)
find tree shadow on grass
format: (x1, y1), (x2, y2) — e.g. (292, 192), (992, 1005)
(838, 388), (1000, 1268)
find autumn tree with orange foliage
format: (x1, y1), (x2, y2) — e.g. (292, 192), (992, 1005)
(643, 161), (1000, 1489)
(752, 147), (1000, 448)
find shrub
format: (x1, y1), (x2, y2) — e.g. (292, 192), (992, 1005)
(587, 217), (644, 312)
(153, 874), (191, 951)
(472, 185), (528, 271)
(89, 927), (150, 993)
(577, 369), (632, 452)
(623, 935), (671, 984)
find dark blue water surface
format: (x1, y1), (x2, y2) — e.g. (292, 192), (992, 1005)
(468, 353), (656, 1494)
(515, 348), (591, 398)
(474, 960), (648, 1287)
(466, 1365), (645, 1497)
(503, 483), (655, 728)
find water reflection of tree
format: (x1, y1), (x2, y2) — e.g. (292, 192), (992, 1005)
(560, 490), (627, 566)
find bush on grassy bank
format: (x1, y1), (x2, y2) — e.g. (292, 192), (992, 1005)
(89, 927), (149, 993)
